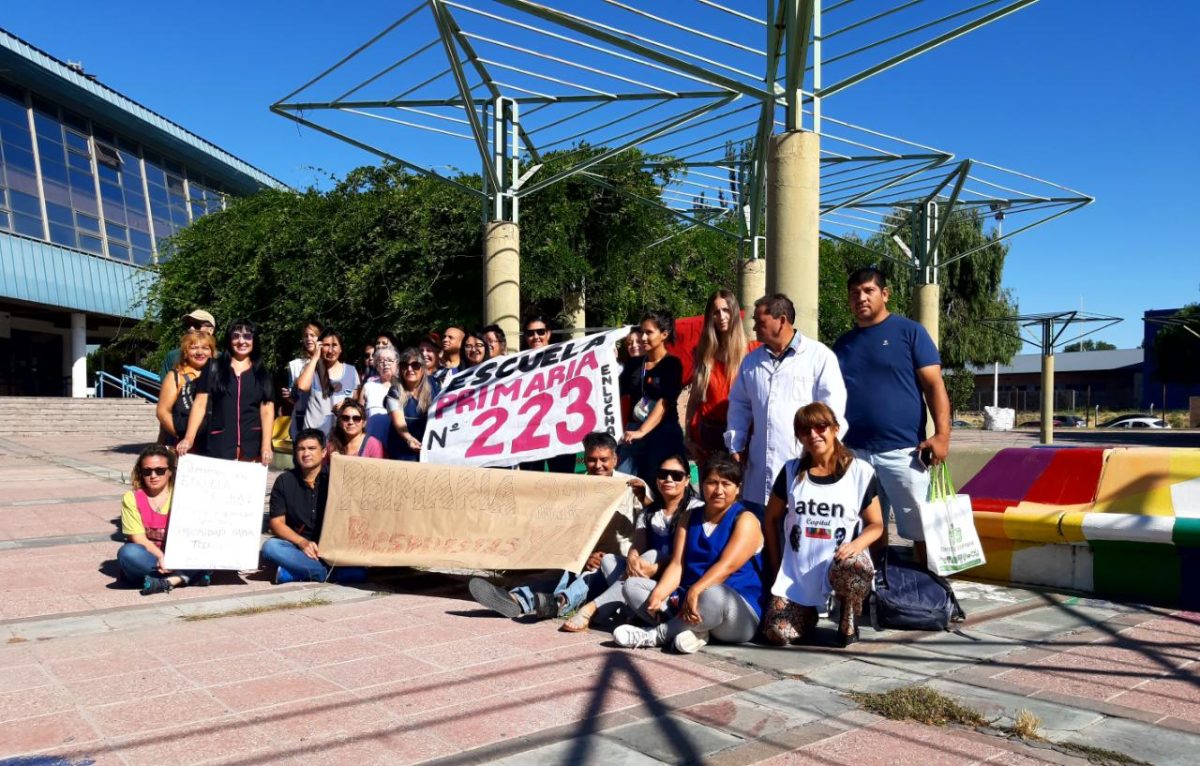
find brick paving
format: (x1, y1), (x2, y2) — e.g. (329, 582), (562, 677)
(0, 430), (1198, 765)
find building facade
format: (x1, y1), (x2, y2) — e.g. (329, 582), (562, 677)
(970, 349), (1144, 415)
(0, 29), (281, 396)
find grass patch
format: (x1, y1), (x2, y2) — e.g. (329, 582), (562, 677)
(1010, 708), (1042, 739)
(1052, 742), (1152, 766)
(181, 597), (331, 622)
(848, 686), (988, 727)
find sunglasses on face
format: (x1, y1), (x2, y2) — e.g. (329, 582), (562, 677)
(656, 469), (687, 482)
(140, 466), (170, 477)
(402, 362), (423, 371)
(230, 332), (254, 341)
(525, 328), (548, 337)
(797, 423), (831, 436)
(340, 414), (363, 423)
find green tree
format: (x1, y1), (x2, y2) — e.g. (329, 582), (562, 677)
(1153, 304), (1200, 384)
(942, 368), (977, 417)
(1064, 338), (1117, 352)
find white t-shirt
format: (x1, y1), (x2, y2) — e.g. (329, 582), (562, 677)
(770, 457), (878, 607)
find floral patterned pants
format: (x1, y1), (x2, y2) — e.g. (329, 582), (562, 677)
(763, 551), (874, 644)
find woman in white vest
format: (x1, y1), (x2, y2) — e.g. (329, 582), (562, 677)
(762, 402), (884, 647)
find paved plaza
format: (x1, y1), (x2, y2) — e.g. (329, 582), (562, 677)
(1, 433), (1198, 765)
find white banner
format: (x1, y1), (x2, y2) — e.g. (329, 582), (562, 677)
(421, 327), (630, 467)
(162, 454), (268, 571)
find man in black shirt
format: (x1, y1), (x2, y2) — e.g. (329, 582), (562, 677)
(260, 428), (337, 583)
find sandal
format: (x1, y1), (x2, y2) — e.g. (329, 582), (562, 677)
(560, 608), (594, 632)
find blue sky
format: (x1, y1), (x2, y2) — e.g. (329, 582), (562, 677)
(5, 1), (1195, 350)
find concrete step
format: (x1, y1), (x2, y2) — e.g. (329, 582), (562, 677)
(0, 396), (159, 435)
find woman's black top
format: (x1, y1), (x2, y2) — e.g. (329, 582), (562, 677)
(626, 354), (684, 427)
(169, 368), (207, 452)
(194, 360), (273, 460)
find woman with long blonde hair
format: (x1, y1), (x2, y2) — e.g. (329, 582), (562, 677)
(385, 347), (440, 460)
(685, 289), (752, 464)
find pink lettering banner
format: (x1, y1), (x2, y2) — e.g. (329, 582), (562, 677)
(421, 327), (630, 467)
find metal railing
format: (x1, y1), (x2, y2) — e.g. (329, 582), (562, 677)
(94, 365), (161, 403)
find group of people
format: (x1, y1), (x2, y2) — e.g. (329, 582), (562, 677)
(124, 265), (951, 655)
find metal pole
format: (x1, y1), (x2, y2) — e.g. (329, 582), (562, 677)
(992, 362), (999, 407)
(912, 202), (940, 348)
(1040, 320), (1055, 445)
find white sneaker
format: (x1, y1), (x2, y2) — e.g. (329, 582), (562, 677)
(614, 624), (664, 649)
(673, 630), (710, 654)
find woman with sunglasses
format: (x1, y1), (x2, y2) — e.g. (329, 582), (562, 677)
(295, 328), (360, 437)
(156, 330), (216, 450)
(385, 347), (440, 460)
(117, 445), (210, 595)
(520, 315), (576, 473)
(460, 329), (491, 370)
(522, 314), (553, 350)
(685, 289), (754, 466)
(762, 402), (884, 647)
(178, 319), (274, 463)
(615, 454), (763, 653)
(328, 400), (385, 460)
(621, 309), (686, 489)
(561, 454), (703, 633)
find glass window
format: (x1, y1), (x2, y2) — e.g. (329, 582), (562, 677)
(40, 159), (68, 184)
(46, 202), (72, 226)
(0, 210), (8, 230)
(108, 242), (129, 262)
(76, 213), (100, 233)
(78, 233), (103, 254)
(130, 229), (152, 250)
(106, 222), (126, 240)
(9, 191), (41, 217)
(132, 246), (153, 266)
(13, 213), (42, 237)
(49, 222), (76, 247)
(65, 130), (89, 153)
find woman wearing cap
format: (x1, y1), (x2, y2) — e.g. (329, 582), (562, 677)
(177, 318), (275, 463)
(295, 328), (361, 437)
(158, 309), (216, 381)
(156, 331), (216, 450)
(762, 402), (884, 647)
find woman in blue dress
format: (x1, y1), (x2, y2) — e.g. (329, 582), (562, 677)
(384, 347), (440, 460)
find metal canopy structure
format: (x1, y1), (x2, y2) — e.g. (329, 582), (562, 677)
(1144, 311), (1200, 341)
(979, 311), (1122, 444)
(272, 0), (1077, 341)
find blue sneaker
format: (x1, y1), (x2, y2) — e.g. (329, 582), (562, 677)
(141, 575), (172, 596)
(330, 567), (367, 584)
(273, 566), (297, 585)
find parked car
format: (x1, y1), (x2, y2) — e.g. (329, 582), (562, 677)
(1105, 417), (1169, 429)
(1098, 414), (1154, 428)
(952, 419), (972, 428)
(1017, 416), (1086, 429)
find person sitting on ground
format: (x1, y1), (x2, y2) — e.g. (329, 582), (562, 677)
(327, 400), (385, 460)
(260, 428), (366, 584)
(614, 454), (763, 654)
(117, 445), (210, 595)
(385, 347), (440, 460)
(561, 453), (703, 633)
(460, 329), (491, 371)
(156, 331), (216, 449)
(762, 402), (884, 647)
(468, 431), (649, 620)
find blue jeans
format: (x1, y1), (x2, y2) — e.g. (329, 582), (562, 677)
(261, 537), (329, 582)
(117, 543), (204, 585)
(510, 567), (611, 616)
(851, 447), (930, 542)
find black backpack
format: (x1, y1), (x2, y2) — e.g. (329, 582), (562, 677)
(869, 547), (965, 631)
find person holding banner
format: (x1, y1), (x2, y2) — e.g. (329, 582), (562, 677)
(328, 400), (385, 460)
(116, 445), (210, 595)
(483, 323), (508, 357)
(261, 428), (366, 583)
(615, 455), (763, 654)
(561, 453), (702, 633)
(469, 432), (648, 621)
(385, 347), (440, 461)
(177, 319), (274, 464)
(685, 290), (753, 466)
(519, 315), (577, 474)
(418, 336), (442, 377)
(621, 310), (686, 489)
(295, 328), (360, 437)
(761, 402), (883, 647)
(434, 325), (466, 385)
(460, 330), (491, 371)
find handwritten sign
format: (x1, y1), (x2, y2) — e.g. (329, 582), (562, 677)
(163, 454), (268, 571)
(421, 327), (630, 467)
(320, 454), (635, 570)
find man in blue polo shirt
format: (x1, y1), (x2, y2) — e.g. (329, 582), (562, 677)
(833, 267), (951, 565)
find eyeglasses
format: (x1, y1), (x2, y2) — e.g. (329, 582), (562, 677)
(656, 468), (687, 482)
(339, 414), (364, 423)
(525, 328), (548, 337)
(402, 362), (423, 371)
(797, 423), (832, 436)
(230, 332), (254, 341)
(139, 466), (170, 477)
(376, 359), (396, 366)
(464, 343), (486, 351)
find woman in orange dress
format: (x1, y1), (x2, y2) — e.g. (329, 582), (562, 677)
(685, 289), (754, 465)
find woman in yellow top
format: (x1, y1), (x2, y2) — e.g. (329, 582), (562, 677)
(117, 445), (210, 595)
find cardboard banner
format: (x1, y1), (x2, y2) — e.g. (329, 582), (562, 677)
(320, 454), (634, 570)
(421, 327), (630, 468)
(163, 454), (268, 571)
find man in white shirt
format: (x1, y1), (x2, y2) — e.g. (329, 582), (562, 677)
(725, 294), (848, 517)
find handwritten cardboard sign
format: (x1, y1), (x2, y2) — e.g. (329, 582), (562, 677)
(163, 454), (268, 571)
(320, 454), (635, 570)
(421, 327), (630, 467)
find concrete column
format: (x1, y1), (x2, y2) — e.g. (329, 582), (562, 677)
(483, 221), (520, 349)
(564, 291), (586, 340)
(1040, 353), (1055, 445)
(766, 130), (820, 339)
(738, 258), (766, 336)
(913, 282), (941, 349)
(70, 312), (87, 398)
